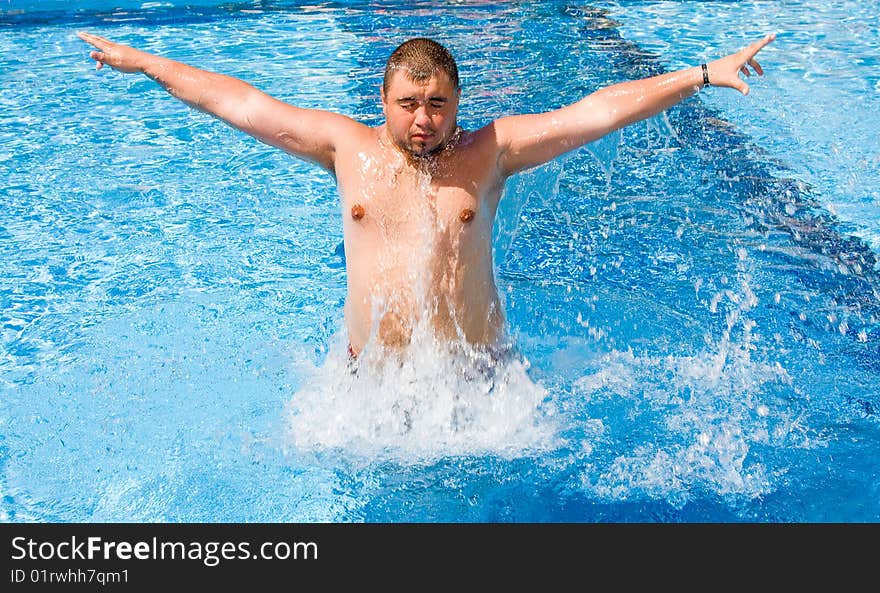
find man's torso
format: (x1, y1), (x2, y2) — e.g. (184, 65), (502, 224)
(333, 125), (506, 354)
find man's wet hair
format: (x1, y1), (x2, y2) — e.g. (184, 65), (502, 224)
(383, 38), (460, 92)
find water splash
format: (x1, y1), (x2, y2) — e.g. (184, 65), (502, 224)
(571, 259), (803, 506)
(283, 327), (561, 464)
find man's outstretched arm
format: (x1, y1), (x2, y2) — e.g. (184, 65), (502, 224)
(77, 32), (363, 172)
(492, 33), (776, 177)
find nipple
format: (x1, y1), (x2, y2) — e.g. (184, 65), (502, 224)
(459, 208), (475, 223)
(351, 204), (365, 220)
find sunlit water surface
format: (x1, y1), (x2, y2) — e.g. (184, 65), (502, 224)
(1, 0), (878, 522)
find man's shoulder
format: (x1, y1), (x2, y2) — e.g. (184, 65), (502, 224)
(450, 124), (503, 160)
(461, 121), (503, 148)
(332, 119), (379, 149)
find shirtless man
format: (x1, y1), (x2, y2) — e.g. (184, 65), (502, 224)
(78, 31), (775, 359)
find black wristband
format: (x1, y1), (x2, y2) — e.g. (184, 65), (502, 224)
(701, 63), (710, 87)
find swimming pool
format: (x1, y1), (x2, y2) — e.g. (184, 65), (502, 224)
(2, 0), (878, 522)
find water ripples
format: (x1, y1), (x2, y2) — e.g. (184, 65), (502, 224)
(2, 0), (879, 521)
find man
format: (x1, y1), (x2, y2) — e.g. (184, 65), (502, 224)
(77, 31), (775, 360)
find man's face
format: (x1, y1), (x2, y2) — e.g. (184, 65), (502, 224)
(381, 70), (460, 157)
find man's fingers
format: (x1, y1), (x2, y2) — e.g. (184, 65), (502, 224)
(749, 58), (764, 76)
(745, 32), (776, 59)
(77, 31), (110, 50)
(77, 31), (97, 43)
(88, 49), (107, 70)
(730, 34), (772, 85)
(753, 32), (776, 51)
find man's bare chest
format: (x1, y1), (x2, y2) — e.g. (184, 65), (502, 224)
(341, 169), (487, 236)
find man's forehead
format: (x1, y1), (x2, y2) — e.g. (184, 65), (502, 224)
(385, 69), (457, 96)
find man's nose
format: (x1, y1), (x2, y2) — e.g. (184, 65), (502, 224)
(414, 105), (431, 126)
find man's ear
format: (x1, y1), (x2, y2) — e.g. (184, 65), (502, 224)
(380, 84), (388, 116)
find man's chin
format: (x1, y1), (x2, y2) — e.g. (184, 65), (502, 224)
(407, 141), (441, 157)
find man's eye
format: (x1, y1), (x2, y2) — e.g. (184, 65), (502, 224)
(430, 100), (445, 108)
(399, 102), (416, 110)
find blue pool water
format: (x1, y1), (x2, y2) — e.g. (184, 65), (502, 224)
(2, 0), (878, 522)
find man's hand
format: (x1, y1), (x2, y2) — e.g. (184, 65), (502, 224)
(707, 33), (776, 95)
(77, 31), (145, 73)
